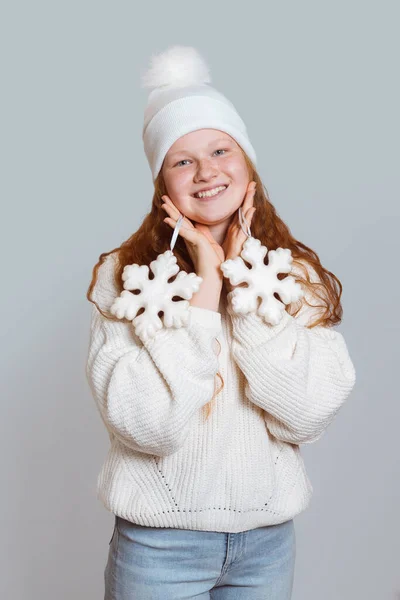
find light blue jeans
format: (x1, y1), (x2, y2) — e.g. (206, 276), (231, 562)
(104, 515), (296, 599)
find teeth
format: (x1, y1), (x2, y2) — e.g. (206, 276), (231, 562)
(195, 185), (226, 198)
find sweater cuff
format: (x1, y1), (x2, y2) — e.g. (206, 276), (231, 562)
(228, 304), (294, 350)
(188, 305), (222, 332)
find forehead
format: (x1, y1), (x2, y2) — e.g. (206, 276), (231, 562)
(167, 129), (236, 157)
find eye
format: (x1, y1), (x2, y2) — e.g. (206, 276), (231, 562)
(174, 148), (228, 167)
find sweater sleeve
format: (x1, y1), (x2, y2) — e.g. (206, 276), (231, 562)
(85, 253), (221, 457)
(227, 260), (356, 445)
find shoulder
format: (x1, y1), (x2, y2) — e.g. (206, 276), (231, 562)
(91, 251), (120, 313)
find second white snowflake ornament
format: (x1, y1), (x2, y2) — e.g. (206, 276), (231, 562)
(110, 215), (203, 343)
(220, 208), (304, 326)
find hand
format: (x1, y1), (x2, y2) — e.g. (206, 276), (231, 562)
(221, 181), (257, 293)
(161, 195), (225, 281)
(221, 181), (257, 261)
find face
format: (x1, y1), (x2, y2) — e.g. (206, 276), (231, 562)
(161, 129), (250, 225)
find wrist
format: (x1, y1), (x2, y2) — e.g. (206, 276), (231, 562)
(198, 270), (223, 287)
(190, 274), (222, 312)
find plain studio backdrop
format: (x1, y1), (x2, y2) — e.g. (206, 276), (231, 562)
(1, 1), (399, 599)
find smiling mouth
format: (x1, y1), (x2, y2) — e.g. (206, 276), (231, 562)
(194, 186), (229, 201)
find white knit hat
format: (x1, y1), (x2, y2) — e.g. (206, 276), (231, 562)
(141, 45), (257, 182)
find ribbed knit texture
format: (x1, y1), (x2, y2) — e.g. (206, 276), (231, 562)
(85, 253), (356, 533)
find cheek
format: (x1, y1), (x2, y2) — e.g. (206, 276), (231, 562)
(223, 158), (248, 182)
(165, 172), (194, 211)
(168, 171), (192, 193)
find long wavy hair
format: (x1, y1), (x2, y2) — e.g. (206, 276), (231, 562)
(87, 150), (343, 421)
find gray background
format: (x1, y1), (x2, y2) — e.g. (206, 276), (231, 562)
(1, 1), (399, 598)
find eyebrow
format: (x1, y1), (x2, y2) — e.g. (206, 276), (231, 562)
(168, 138), (234, 158)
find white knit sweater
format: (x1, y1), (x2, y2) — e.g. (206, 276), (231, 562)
(85, 252), (356, 533)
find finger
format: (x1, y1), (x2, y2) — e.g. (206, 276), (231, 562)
(235, 206), (256, 249)
(241, 181), (257, 214)
(246, 206), (256, 226)
(161, 196), (195, 230)
(239, 207), (256, 240)
(163, 216), (198, 244)
(237, 185), (256, 234)
(161, 195), (181, 218)
(161, 202), (180, 221)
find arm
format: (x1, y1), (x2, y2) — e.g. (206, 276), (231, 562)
(86, 254), (221, 457)
(227, 261), (356, 445)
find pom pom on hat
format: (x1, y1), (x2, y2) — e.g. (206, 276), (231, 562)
(141, 45), (212, 90)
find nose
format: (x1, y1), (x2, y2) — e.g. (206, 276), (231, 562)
(194, 158), (219, 182)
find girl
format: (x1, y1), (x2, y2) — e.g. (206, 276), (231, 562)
(86, 46), (356, 600)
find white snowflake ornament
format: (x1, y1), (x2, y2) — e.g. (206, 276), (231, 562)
(110, 215), (203, 343)
(221, 210), (304, 326)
